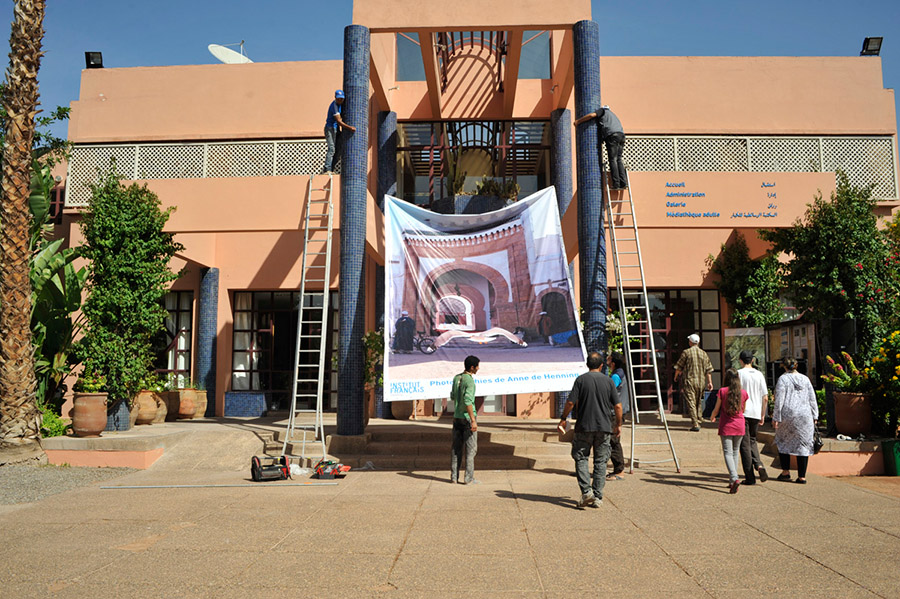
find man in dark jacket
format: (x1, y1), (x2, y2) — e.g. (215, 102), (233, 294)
(574, 105), (627, 190)
(559, 352), (622, 508)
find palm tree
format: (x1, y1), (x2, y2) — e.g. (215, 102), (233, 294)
(0, 0), (46, 464)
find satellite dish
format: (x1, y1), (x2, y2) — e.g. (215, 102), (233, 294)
(208, 42), (253, 64)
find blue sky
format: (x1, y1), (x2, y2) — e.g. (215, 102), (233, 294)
(18, 0), (900, 139)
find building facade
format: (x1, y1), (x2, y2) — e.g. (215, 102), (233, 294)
(59, 0), (899, 429)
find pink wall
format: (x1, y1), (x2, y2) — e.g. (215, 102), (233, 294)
(353, 0), (591, 31)
(69, 61), (344, 142)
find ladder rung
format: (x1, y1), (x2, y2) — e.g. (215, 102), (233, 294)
(634, 395), (659, 399)
(636, 409), (662, 414)
(292, 409), (318, 413)
(306, 252), (328, 255)
(619, 278), (643, 282)
(634, 442), (671, 446)
(634, 459), (676, 465)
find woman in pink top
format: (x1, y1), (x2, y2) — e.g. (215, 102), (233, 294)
(710, 368), (748, 494)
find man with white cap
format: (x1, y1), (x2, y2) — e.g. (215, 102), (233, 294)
(673, 333), (713, 431)
(323, 89), (356, 174)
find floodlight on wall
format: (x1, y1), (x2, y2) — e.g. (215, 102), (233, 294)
(860, 37), (883, 56)
(84, 52), (103, 68)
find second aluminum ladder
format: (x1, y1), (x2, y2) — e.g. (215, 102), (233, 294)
(281, 175), (334, 463)
(604, 170), (681, 474)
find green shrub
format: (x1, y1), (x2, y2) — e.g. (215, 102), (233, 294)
(76, 168), (184, 406)
(39, 403), (69, 437)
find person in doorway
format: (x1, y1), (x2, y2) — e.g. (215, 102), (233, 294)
(574, 105), (627, 190)
(674, 333), (714, 431)
(323, 89), (356, 174)
(538, 311), (553, 345)
(392, 310), (415, 354)
(710, 368), (748, 494)
(559, 352), (622, 508)
(450, 355), (480, 485)
(606, 351), (628, 480)
(773, 357), (818, 484)
(737, 350), (769, 484)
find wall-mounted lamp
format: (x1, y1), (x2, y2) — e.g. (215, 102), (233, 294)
(860, 37), (883, 56)
(84, 51), (103, 68)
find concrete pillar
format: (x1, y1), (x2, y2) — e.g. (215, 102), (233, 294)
(337, 24), (370, 437)
(551, 108), (575, 417)
(573, 20), (607, 353)
(196, 267), (219, 417)
(375, 110), (397, 419)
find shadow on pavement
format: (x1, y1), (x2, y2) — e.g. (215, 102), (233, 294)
(494, 489), (580, 509)
(640, 469), (733, 493)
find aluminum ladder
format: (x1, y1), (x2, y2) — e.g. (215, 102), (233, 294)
(604, 169), (681, 474)
(281, 175), (334, 463)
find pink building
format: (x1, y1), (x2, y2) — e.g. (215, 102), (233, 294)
(59, 0), (898, 428)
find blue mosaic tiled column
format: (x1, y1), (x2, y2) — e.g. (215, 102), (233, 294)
(551, 108), (575, 417)
(337, 24), (370, 436)
(197, 267), (219, 416)
(574, 20), (607, 353)
(551, 108), (574, 217)
(374, 111), (397, 419)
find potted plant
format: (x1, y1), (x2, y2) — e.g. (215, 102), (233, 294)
(867, 330), (900, 438)
(822, 352), (872, 436)
(135, 373), (170, 425)
(174, 379), (207, 420)
(71, 371), (108, 437)
(75, 167), (184, 431)
(362, 329), (385, 424)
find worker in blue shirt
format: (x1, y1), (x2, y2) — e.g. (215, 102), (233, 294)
(323, 89), (356, 174)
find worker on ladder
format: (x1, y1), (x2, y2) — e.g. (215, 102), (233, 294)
(574, 105), (628, 190)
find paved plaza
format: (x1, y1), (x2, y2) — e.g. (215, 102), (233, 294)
(2, 422), (899, 598)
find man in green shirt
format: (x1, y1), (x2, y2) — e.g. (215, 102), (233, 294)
(450, 355), (480, 484)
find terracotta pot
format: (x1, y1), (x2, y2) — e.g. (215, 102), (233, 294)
(72, 393), (108, 438)
(390, 400), (415, 420)
(176, 389), (197, 419)
(151, 392), (168, 423)
(834, 391), (872, 436)
(190, 390), (207, 419)
(135, 391), (158, 425)
(164, 391), (180, 421)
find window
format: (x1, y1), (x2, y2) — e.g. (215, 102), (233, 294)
(232, 291), (338, 411)
(153, 291), (193, 388)
(397, 32), (425, 81)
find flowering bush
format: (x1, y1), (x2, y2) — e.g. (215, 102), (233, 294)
(867, 330), (900, 437)
(821, 352), (870, 392)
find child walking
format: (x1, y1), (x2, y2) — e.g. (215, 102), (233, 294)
(710, 368), (748, 494)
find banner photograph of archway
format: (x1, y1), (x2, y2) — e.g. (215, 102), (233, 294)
(384, 188), (588, 402)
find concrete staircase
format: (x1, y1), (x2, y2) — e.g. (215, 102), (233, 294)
(270, 415), (730, 472)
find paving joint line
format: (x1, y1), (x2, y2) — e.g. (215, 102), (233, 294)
(506, 470), (548, 598)
(384, 473), (429, 588)
(739, 516), (886, 598)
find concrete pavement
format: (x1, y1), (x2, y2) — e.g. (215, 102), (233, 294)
(2, 420), (899, 598)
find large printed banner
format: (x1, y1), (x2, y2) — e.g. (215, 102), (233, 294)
(384, 187), (588, 402)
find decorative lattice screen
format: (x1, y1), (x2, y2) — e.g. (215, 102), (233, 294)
(66, 135), (898, 207)
(66, 139), (329, 207)
(748, 138), (820, 172)
(66, 145), (137, 206)
(822, 137), (896, 199)
(675, 137), (748, 172)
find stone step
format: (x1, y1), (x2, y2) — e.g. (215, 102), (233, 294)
(361, 441), (572, 457)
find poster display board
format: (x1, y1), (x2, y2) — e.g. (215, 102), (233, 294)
(383, 188), (588, 401)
